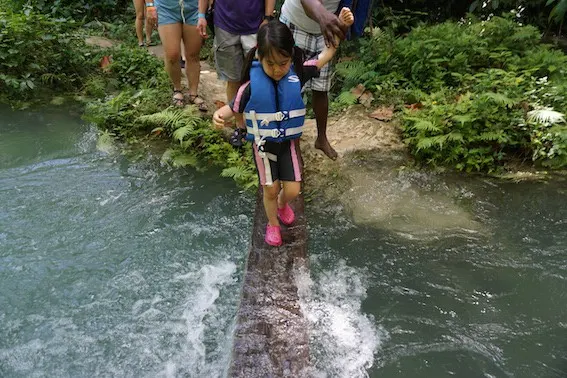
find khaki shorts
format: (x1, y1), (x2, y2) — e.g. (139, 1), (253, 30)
(213, 26), (257, 82)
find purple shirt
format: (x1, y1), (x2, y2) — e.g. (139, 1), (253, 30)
(214, 0), (265, 35)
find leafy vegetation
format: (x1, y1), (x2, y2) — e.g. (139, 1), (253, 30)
(0, 9), (99, 102)
(1, 0), (131, 22)
(336, 15), (567, 171)
(85, 90), (258, 188)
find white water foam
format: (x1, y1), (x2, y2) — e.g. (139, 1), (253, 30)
(154, 261), (236, 378)
(296, 259), (387, 378)
(75, 124), (99, 154)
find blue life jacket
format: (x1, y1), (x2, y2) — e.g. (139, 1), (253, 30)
(244, 61), (306, 143)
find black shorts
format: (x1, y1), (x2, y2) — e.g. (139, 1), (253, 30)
(252, 139), (302, 185)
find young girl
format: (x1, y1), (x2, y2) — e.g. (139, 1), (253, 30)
(213, 9), (354, 246)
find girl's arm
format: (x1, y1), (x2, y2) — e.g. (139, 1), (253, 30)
(316, 7), (354, 69)
(212, 105), (235, 129)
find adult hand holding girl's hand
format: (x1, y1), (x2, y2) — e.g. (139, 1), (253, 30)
(319, 11), (346, 48)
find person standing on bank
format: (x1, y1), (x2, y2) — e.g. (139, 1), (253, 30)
(212, 10), (354, 246)
(146, 0), (208, 110)
(280, 0), (347, 160)
(133, 0), (153, 47)
(197, 0), (276, 147)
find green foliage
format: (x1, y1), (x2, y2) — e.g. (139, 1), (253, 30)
(84, 88), (169, 136)
(0, 9), (99, 101)
(5, 0), (131, 22)
(86, 90), (258, 189)
(142, 108), (258, 189)
(103, 45), (168, 89)
(336, 15), (567, 171)
(547, 0), (567, 25)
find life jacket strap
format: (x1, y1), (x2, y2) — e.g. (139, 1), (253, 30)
(246, 126), (303, 139)
(244, 109), (306, 125)
(250, 110), (275, 186)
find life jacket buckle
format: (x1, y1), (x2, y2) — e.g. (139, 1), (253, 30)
(269, 129), (283, 138)
(257, 138), (267, 157)
(274, 111), (286, 121)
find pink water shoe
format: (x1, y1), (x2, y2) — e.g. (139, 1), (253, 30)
(277, 203), (295, 226)
(265, 224), (282, 246)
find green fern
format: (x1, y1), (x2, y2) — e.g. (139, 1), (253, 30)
(138, 108), (187, 130)
(446, 132), (464, 142)
(172, 125), (195, 142)
(416, 137), (435, 150)
(221, 166), (250, 179)
(480, 92), (517, 107)
(336, 91), (358, 105)
(335, 60), (369, 82)
(40, 73), (58, 84)
(476, 131), (505, 142)
(452, 115), (474, 125)
(405, 118), (441, 133)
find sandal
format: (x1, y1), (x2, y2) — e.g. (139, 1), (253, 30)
(229, 128), (247, 148)
(187, 94), (208, 112)
(172, 90), (185, 107)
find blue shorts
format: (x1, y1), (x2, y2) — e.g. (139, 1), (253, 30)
(156, 0), (198, 26)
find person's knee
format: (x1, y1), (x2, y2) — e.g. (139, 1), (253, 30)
(165, 52), (181, 64)
(186, 50), (200, 63)
(284, 183), (300, 199)
(135, 10), (144, 20)
(263, 185), (279, 200)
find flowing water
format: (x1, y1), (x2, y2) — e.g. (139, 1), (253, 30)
(1, 106), (566, 378)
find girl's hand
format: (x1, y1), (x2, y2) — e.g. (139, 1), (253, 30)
(339, 7), (354, 27)
(213, 111), (225, 129)
(146, 6), (158, 29)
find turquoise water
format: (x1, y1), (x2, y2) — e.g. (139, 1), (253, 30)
(1, 106), (566, 377)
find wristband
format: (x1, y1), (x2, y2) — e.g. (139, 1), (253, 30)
(263, 15), (275, 21)
(198, 13), (206, 19)
(145, 2), (154, 6)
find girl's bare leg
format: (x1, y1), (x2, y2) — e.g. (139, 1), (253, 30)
(278, 181), (300, 209)
(263, 182), (280, 227)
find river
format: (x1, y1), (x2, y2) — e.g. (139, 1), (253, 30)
(1, 105), (566, 377)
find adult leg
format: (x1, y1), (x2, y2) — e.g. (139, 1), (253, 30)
(182, 24), (207, 111)
(312, 90), (337, 160)
(133, 0), (145, 45)
(158, 23), (184, 104)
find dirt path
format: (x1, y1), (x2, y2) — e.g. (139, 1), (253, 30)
(146, 43), (407, 170)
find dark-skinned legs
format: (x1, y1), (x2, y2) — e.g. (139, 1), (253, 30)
(312, 90), (337, 160)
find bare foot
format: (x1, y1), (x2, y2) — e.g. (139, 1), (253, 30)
(315, 138), (338, 160)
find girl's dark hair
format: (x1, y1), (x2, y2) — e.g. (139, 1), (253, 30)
(240, 20), (304, 83)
